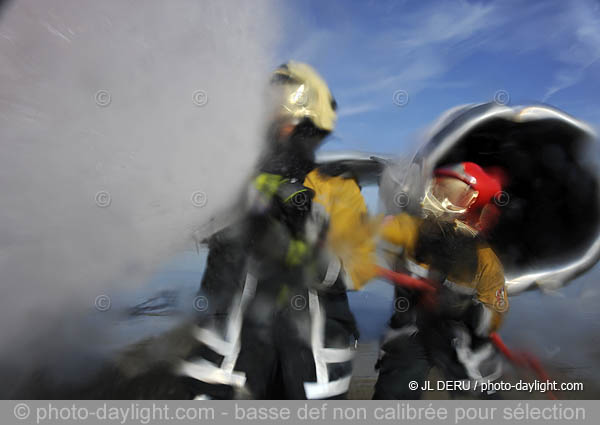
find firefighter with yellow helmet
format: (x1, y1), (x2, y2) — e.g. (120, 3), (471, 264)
(177, 62), (377, 399)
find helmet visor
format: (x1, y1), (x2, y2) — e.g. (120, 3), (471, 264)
(431, 176), (479, 211)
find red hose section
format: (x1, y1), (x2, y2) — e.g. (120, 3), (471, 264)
(376, 266), (436, 292)
(490, 332), (557, 400)
(489, 332), (519, 363)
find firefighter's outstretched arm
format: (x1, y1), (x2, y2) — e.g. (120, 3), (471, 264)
(305, 171), (382, 290)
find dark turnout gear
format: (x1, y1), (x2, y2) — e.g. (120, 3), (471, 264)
(177, 170), (369, 400)
(373, 313), (502, 399)
(178, 217), (358, 399)
(176, 61), (377, 400)
(373, 212), (508, 400)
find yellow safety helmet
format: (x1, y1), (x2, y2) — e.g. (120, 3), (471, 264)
(270, 61), (337, 133)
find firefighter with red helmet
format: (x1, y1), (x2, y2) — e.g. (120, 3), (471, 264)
(373, 162), (509, 399)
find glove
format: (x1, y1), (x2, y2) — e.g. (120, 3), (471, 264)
(248, 172), (287, 214)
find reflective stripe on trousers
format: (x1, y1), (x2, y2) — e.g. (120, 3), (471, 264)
(177, 273), (257, 389)
(303, 289), (355, 399)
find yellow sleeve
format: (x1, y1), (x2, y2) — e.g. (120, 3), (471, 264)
(475, 246), (509, 332)
(380, 213), (421, 255)
(304, 171), (380, 290)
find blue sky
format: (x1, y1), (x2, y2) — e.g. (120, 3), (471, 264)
(277, 0), (600, 155)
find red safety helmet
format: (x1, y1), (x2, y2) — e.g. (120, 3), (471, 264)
(424, 162), (505, 231)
